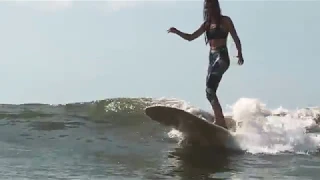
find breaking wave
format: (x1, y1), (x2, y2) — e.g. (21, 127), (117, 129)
(1, 97), (320, 155)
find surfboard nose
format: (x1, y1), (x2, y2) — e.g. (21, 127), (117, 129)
(144, 106), (180, 127)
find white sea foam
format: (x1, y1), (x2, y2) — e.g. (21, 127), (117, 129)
(155, 97), (320, 155)
(229, 98), (320, 154)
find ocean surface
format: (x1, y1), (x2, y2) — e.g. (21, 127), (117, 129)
(1, 97), (320, 180)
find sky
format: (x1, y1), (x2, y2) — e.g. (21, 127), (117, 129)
(0, 0), (319, 111)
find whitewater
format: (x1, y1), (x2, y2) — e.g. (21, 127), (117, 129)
(157, 97), (320, 155)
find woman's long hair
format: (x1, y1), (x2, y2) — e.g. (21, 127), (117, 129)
(203, 0), (222, 45)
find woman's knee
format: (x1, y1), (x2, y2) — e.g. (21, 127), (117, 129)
(206, 88), (218, 105)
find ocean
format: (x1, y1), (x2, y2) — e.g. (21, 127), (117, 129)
(1, 97), (320, 180)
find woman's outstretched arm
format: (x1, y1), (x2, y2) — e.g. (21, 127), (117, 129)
(167, 22), (206, 41)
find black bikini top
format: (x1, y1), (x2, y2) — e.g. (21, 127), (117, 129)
(206, 23), (228, 40)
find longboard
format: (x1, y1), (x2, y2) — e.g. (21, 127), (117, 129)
(145, 105), (236, 148)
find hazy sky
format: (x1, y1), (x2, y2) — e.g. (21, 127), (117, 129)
(0, 1), (319, 111)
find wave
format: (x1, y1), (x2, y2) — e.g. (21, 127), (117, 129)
(1, 97), (320, 155)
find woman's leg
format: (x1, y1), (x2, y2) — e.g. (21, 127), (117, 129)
(206, 48), (230, 129)
(206, 85), (227, 129)
(211, 94), (227, 129)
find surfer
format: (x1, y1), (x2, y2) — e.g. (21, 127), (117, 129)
(167, 0), (244, 129)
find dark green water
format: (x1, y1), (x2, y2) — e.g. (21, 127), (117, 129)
(0, 98), (320, 180)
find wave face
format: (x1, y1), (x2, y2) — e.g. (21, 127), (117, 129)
(1, 97), (320, 155)
(1, 97), (320, 179)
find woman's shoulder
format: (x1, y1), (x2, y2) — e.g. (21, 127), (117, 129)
(221, 15), (233, 27)
(221, 15), (231, 21)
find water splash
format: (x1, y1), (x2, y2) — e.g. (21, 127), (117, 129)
(156, 97), (320, 155)
(228, 98), (320, 154)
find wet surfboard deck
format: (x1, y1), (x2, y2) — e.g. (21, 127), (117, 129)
(144, 105), (235, 148)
